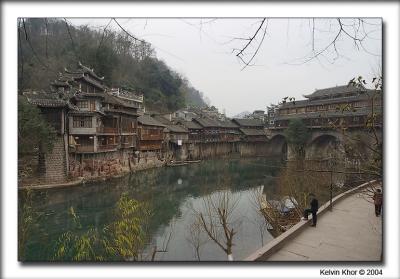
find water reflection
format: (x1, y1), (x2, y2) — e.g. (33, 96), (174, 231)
(23, 157), (282, 261)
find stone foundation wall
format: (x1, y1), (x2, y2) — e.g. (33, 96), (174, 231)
(43, 137), (67, 183)
(183, 141), (269, 160)
(68, 149), (165, 179)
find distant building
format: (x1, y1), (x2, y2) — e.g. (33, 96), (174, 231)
(176, 120), (203, 142)
(272, 84), (382, 129)
(250, 110), (266, 125)
(232, 118), (267, 142)
(266, 104), (279, 128)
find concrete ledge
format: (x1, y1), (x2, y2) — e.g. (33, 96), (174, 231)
(244, 180), (377, 261)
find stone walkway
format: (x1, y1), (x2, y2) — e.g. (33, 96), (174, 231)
(266, 191), (382, 261)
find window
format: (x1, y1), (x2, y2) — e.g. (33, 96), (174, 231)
(78, 101), (89, 109)
(73, 116), (92, 128)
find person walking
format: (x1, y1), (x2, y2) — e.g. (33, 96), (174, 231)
(373, 188), (383, 217)
(301, 193), (319, 227)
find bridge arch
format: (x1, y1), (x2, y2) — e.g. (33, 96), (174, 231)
(306, 134), (344, 160)
(268, 134), (288, 160)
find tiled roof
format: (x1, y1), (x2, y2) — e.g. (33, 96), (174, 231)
(217, 120), (239, 128)
(151, 115), (188, 133)
(304, 84), (367, 99)
(193, 117), (220, 128)
(28, 98), (68, 108)
(239, 128), (266, 136)
(165, 124), (188, 133)
(78, 61), (105, 81)
(138, 115), (165, 127)
(102, 93), (138, 109)
(24, 91), (71, 108)
(177, 120), (203, 130)
(232, 118), (264, 127)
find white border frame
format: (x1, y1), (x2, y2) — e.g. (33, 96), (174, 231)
(2, 2), (399, 279)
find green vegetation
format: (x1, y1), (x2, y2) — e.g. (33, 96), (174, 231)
(284, 119), (310, 158)
(18, 96), (56, 156)
(18, 18), (207, 112)
(18, 189), (45, 261)
(53, 193), (151, 261)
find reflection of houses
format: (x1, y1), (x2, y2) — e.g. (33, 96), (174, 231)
(232, 118), (267, 142)
(272, 84), (382, 129)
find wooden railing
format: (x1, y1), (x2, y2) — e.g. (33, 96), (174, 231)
(98, 144), (118, 151)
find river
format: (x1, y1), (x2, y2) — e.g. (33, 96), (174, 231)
(21, 157), (284, 261)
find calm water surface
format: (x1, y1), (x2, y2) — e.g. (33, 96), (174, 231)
(23, 157), (283, 261)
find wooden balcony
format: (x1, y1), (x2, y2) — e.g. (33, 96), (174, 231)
(74, 145), (94, 153)
(98, 144), (118, 151)
(97, 127), (118, 134)
(140, 134), (163, 141)
(121, 127), (135, 134)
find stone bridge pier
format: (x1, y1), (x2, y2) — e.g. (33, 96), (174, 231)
(267, 129), (381, 161)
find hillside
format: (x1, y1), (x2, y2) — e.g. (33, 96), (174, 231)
(18, 18), (208, 112)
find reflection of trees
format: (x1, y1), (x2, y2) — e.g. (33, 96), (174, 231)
(23, 157), (282, 260)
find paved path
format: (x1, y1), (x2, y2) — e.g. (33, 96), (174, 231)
(266, 191), (382, 261)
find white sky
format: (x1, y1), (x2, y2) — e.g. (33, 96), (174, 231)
(69, 18), (382, 117)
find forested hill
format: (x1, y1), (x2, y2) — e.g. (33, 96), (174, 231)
(18, 18), (208, 112)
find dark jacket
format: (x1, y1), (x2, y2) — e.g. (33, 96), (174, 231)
(373, 192), (383, 205)
(310, 198), (319, 212)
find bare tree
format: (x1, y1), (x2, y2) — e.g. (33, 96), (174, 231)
(193, 190), (240, 261)
(248, 186), (270, 247)
(230, 18), (381, 69)
(185, 218), (208, 261)
(147, 220), (175, 261)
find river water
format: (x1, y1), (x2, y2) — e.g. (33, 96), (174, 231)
(22, 157), (284, 261)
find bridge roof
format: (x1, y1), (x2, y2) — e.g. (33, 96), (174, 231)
(275, 107), (381, 120)
(279, 94), (372, 109)
(304, 84), (367, 100)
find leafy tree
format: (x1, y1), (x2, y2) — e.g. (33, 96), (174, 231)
(284, 119), (310, 159)
(18, 96), (56, 156)
(53, 194), (152, 261)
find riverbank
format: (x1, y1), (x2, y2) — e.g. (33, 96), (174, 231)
(19, 151), (274, 190)
(19, 159), (166, 190)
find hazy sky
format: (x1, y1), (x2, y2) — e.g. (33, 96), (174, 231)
(70, 18), (382, 117)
